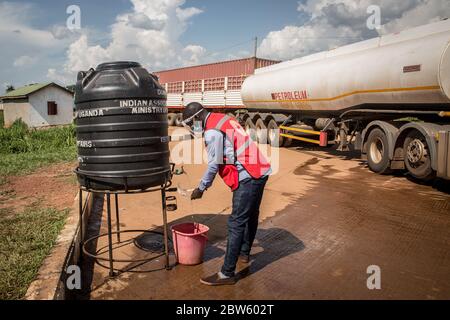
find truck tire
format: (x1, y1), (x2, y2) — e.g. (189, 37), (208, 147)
(267, 119), (283, 147)
(255, 118), (268, 144)
(167, 113), (176, 126)
(366, 128), (391, 174)
(403, 130), (435, 181)
(245, 117), (257, 142)
(175, 113), (183, 127)
(282, 137), (293, 147)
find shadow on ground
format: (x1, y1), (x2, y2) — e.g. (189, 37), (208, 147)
(289, 140), (450, 195)
(73, 210), (305, 299)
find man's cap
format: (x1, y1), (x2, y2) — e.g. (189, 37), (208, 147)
(182, 102), (205, 126)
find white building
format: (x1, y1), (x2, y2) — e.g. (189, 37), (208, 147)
(0, 83), (74, 128)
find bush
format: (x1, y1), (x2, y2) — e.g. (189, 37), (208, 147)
(0, 121), (77, 176)
(0, 120), (76, 154)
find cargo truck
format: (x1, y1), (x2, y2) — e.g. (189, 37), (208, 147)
(239, 19), (450, 181)
(158, 20), (450, 181)
(154, 57), (279, 126)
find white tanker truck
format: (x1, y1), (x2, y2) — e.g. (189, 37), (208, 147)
(239, 19), (450, 181)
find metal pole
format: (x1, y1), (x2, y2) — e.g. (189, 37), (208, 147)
(161, 186), (170, 270)
(114, 194), (120, 243)
(106, 193), (115, 277)
(78, 188), (83, 261)
(253, 36), (258, 71)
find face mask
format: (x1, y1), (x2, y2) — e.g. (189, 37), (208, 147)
(193, 120), (203, 137)
(181, 109), (204, 139)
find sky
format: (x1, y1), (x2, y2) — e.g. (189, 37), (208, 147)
(0, 0), (449, 88)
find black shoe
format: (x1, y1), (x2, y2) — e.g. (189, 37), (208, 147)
(200, 273), (236, 286)
(239, 254), (250, 263)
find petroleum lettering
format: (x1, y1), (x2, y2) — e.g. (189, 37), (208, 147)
(271, 90), (308, 101)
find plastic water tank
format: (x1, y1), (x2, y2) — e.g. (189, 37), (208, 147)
(74, 61), (170, 191)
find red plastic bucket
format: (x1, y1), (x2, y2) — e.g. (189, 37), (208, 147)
(171, 222), (209, 265)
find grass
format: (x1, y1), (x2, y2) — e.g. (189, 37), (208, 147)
(0, 119), (76, 299)
(0, 110), (4, 127)
(0, 205), (69, 300)
(0, 119), (77, 176)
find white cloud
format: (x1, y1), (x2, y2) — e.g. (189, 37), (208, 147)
(259, 0), (450, 61)
(182, 45), (207, 65)
(50, 25), (82, 40)
(0, 2), (65, 50)
(0, 1), (76, 87)
(13, 55), (37, 67)
(51, 0), (206, 83)
(126, 12), (165, 30)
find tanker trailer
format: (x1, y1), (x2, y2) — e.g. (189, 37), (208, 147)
(240, 19), (450, 181)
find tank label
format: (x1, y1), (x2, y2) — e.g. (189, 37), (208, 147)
(271, 90), (308, 101)
(75, 99), (168, 118)
(403, 65), (421, 73)
(131, 106), (167, 114)
(77, 140), (93, 148)
(120, 99), (166, 108)
(75, 109), (105, 118)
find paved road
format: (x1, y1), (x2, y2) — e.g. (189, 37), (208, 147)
(84, 140), (450, 300)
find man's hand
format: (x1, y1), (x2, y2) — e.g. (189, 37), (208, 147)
(191, 188), (204, 200)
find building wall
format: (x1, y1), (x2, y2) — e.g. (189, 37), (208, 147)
(3, 87), (74, 128)
(27, 87), (74, 127)
(3, 101), (31, 127)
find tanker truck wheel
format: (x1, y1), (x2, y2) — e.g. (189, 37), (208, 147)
(175, 113), (183, 127)
(403, 130), (435, 181)
(167, 113), (176, 126)
(245, 117), (257, 142)
(366, 128), (391, 174)
(255, 118), (268, 144)
(282, 137), (292, 148)
(267, 119), (283, 147)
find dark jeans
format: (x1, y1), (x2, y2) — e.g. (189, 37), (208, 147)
(221, 176), (268, 277)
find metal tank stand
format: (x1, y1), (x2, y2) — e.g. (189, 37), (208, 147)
(75, 168), (177, 277)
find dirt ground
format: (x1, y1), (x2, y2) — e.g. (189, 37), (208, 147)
(0, 161), (78, 214)
(78, 131), (450, 300)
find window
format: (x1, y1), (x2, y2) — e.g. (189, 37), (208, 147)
(47, 101), (58, 115)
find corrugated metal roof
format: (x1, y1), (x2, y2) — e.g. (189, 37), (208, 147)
(154, 57), (280, 83)
(0, 82), (73, 100)
(3, 83), (51, 98)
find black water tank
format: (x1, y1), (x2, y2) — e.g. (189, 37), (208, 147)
(74, 61), (170, 191)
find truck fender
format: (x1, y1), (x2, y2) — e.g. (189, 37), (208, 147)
(361, 121), (399, 159)
(394, 122), (444, 171)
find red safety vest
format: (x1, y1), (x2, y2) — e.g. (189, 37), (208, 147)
(205, 113), (271, 191)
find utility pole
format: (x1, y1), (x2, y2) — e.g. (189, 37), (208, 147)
(253, 36), (258, 70)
